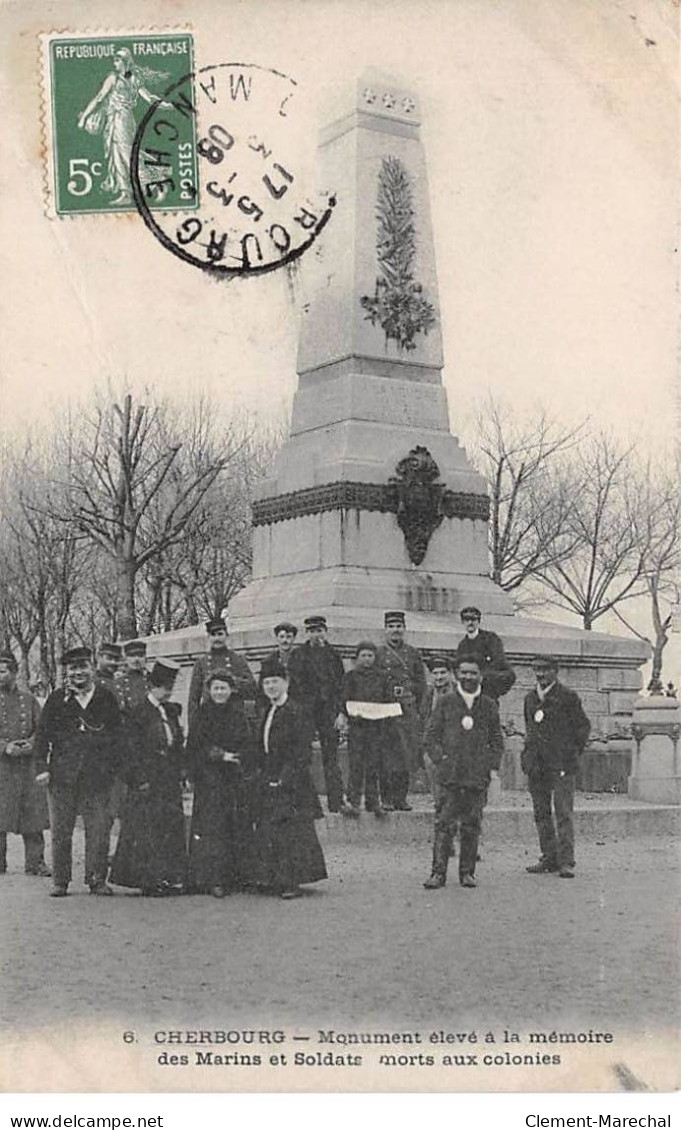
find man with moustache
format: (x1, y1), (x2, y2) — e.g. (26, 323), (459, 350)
(423, 657), (503, 890)
(34, 645), (122, 897)
(95, 642), (122, 689)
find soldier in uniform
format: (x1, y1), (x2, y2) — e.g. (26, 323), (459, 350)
(95, 642), (121, 688)
(34, 645), (122, 897)
(0, 650), (50, 877)
(423, 657), (504, 889)
(522, 655), (591, 880)
(188, 617), (258, 724)
(114, 639), (150, 715)
(288, 615), (350, 814)
(455, 607), (516, 702)
(376, 611), (428, 810)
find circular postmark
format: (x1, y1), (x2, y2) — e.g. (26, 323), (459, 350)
(130, 62), (335, 277)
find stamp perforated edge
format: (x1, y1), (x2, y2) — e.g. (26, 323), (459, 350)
(38, 25), (194, 220)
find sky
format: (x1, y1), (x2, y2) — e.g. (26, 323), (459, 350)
(0, 0), (678, 668)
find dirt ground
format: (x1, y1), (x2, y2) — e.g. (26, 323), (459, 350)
(1, 828), (679, 1038)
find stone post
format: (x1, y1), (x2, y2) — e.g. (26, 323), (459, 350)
(628, 694), (681, 804)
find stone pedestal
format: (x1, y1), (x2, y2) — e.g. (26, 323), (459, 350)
(147, 72), (650, 789)
(628, 695), (681, 804)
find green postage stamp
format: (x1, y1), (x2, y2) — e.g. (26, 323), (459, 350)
(40, 30), (198, 216)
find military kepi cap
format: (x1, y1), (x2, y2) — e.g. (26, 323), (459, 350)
(206, 617), (227, 634)
(274, 622), (298, 637)
(149, 658), (181, 688)
(62, 645), (93, 666)
(260, 655), (288, 680)
(427, 653), (451, 671)
(123, 639), (147, 656)
(304, 615), (327, 630)
(460, 606), (482, 620)
(0, 650), (18, 671)
(100, 642), (122, 658)
(384, 610), (406, 626)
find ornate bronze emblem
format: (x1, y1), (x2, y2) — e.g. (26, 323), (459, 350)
(388, 446), (457, 565)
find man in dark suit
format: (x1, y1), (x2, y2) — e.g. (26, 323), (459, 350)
(522, 655), (591, 879)
(114, 639), (150, 715)
(423, 656), (504, 889)
(34, 645), (122, 897)
(287, 616), (350, 814)
(455, 607), (516, 702)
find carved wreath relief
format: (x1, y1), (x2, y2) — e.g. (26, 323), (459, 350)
(388, 446), (457, 565)
(360, 155), (436, 352)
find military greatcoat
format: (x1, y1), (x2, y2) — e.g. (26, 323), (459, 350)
(0, 685), (47, 834)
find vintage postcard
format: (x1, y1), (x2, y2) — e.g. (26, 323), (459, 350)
(0, 0), (679, 1100)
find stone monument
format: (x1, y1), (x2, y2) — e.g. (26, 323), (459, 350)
(156, 73), (650, 782)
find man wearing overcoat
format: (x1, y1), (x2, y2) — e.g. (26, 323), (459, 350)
(522, 655), (591, 879)
(0, 650), (50, 876)
(423, 657), (503, 889)
(34, 645), (122, 897)
(287, 615), (349, 814)
(114, 639), (150, 715)
(95, 642), (122, 690)
(376, 611), (428, 810)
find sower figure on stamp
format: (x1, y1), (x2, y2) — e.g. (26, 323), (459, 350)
(455, 607), (516, 703)
(287, 616), (351, 815)
(376, 611), (428, 811)
(111, 659), (188, 897)
(340, 640), (399, 819)
(188, 617), (258, 725)
(33, 646), (122, 898)
(423, 657), (503, 890)
(0, 650), (50, 877)
(522, 656), (591, 880)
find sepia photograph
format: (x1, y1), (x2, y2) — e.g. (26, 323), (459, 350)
(0, 0), (679, 1097)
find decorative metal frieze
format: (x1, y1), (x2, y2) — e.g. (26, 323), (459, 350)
(252, 473), (489, 531)
(360, 155), (436, 352)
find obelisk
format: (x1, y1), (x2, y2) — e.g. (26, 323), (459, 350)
(229, 72), (515, 650)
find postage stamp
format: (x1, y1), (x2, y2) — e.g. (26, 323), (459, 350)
(130, 62), (336, 277)
(40, 30), (198, 216)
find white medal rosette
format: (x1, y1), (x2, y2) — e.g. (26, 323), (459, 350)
(345, 702), (403, 720)
(534, 708), (545, 723)
(461, 715), (474, 731)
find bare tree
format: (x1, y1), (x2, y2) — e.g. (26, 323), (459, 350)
(466, 395), (587, 605)
(49, 392), (235, 639)
(536, 434), (651, 630)
(610, 457), (681, 690)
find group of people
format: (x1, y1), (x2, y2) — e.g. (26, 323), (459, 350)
(0, 604), (592, 900)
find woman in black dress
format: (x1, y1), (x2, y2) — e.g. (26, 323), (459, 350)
(253, 656), (327, 900)
(186, 670), (255, 897)
(110, 659), (187, 897)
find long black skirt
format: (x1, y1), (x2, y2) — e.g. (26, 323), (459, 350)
(188, 778), (257, 891)
(111, 787), (187, 891)
(251, 798), (327, 892)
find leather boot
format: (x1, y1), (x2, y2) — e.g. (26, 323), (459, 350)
(423, 832), (451, 889)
